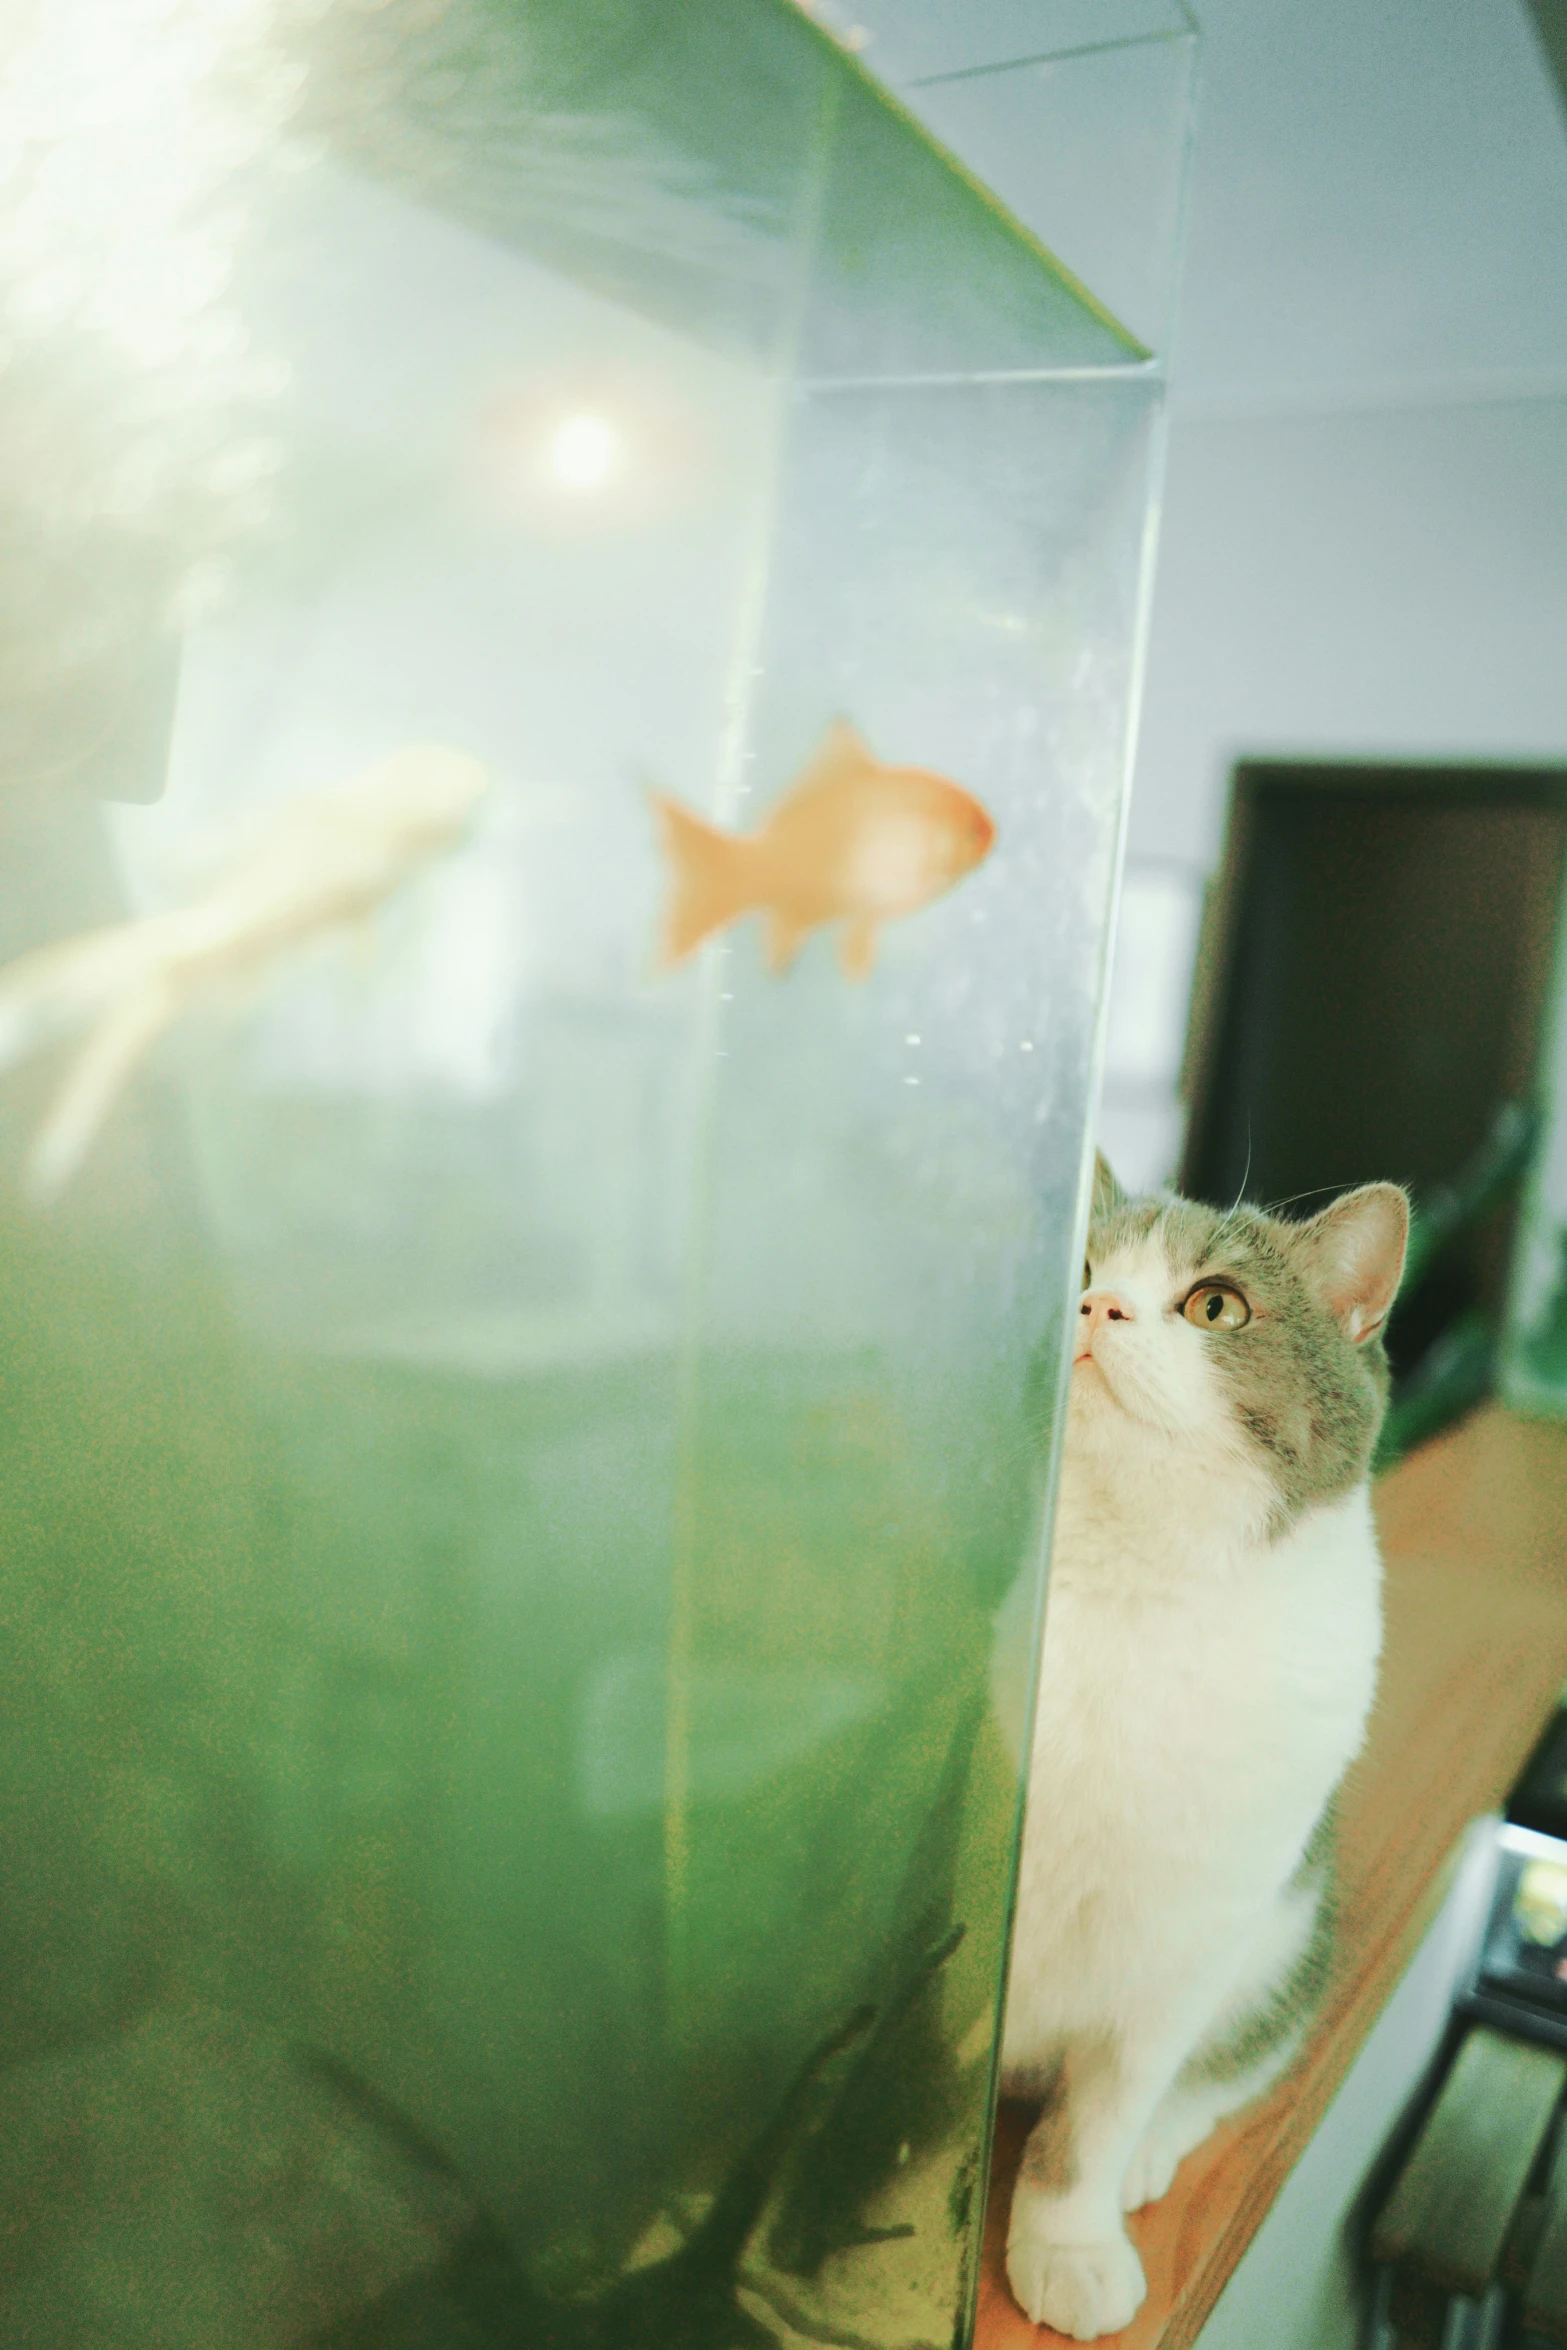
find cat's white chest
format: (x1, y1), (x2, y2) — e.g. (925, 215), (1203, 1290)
(997, 1466), (1382, 2056)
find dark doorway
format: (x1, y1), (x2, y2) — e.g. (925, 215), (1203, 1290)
(1179, 762), (1567, 1405)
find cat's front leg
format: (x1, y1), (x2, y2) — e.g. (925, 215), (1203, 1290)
(1006, 2033), (1167, 2340)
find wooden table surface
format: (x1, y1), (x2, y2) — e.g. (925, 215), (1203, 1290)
(974, 1405), (1567, 2350)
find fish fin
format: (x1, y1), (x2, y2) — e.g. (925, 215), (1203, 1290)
(26, 974), (178, 1201)
(838, 918), (879, 982)
(649, 792), (754, 967)
(797, 716), (876, 794)
(765, 910), (812, 975)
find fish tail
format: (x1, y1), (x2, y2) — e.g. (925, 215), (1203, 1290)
(0, 921), (165, 1072)
(649, 792), (758, 967)
(26, 973), (177, 1202)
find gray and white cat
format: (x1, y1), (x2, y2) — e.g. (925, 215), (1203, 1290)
(992, 1156), (1409, 2340)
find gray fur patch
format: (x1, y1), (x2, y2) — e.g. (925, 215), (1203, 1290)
(1087, 1187), (1397, 1528)
(1017, 2033), (1116, 2193)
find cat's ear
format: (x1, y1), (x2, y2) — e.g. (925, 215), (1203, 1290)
(1092, 1149), (1126, 1219)
(1293, 1183), (1410, 1344)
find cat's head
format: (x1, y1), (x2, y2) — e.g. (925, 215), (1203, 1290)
(1070, 1155), (1409, 1530)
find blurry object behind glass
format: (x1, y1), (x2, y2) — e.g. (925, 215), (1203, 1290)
(0, 746), (489, 1199)
(1096, 857), (1204, 1194)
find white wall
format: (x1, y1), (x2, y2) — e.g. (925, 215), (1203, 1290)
(1130, 395), (1567, 871)
(1099, 396), (1567, 1189)
(1088, 0), (1567, 1186)
(821, 0), (1567, 1190)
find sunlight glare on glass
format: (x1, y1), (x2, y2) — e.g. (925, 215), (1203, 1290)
(548, 411), (620, 493)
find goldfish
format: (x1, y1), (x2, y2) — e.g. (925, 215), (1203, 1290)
(0, 741), (491, 1200)
(651, 718), (995, 980)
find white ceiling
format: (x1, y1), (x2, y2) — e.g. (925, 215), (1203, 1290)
(819, 0), (1567, 415)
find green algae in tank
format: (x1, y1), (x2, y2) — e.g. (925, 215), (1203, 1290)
(0, 2), (1195, 2343)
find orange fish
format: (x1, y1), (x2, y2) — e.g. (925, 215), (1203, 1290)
(651, 719), (996, 980)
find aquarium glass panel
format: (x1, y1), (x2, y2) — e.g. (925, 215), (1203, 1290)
(0, 4), (1193, 2345)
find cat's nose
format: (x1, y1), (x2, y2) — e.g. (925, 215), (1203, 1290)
(1076, 1288), (1135, 1357)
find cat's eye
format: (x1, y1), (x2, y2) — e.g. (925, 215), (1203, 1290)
(1082, 1258), (1091, 1291)
(1182, 1282), (1251, 1331)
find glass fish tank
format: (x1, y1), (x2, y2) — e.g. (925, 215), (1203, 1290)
(0, 3), (1194, 2344)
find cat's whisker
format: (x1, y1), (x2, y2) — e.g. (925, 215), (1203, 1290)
(1258, 1179), (1362, 1219)
(1207, 1131), (1255, 1246)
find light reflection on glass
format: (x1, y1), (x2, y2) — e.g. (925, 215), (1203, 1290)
(547, 411), (621, 493)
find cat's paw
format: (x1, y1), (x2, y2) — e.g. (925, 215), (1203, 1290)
(1120, 2119), (1190, 2212)
(1121, 2091), (1223, 2212)
(1005, 2225), (1146, 2339)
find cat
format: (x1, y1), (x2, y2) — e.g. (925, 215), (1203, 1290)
(991, 1155), (1409, 2340)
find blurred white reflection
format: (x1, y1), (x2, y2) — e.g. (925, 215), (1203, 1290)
(548, 411), (621, 492)
(1097, 860), (1203, 1192)
(1104, 864), (1202, 1087)
(0, 0), (292, 544)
